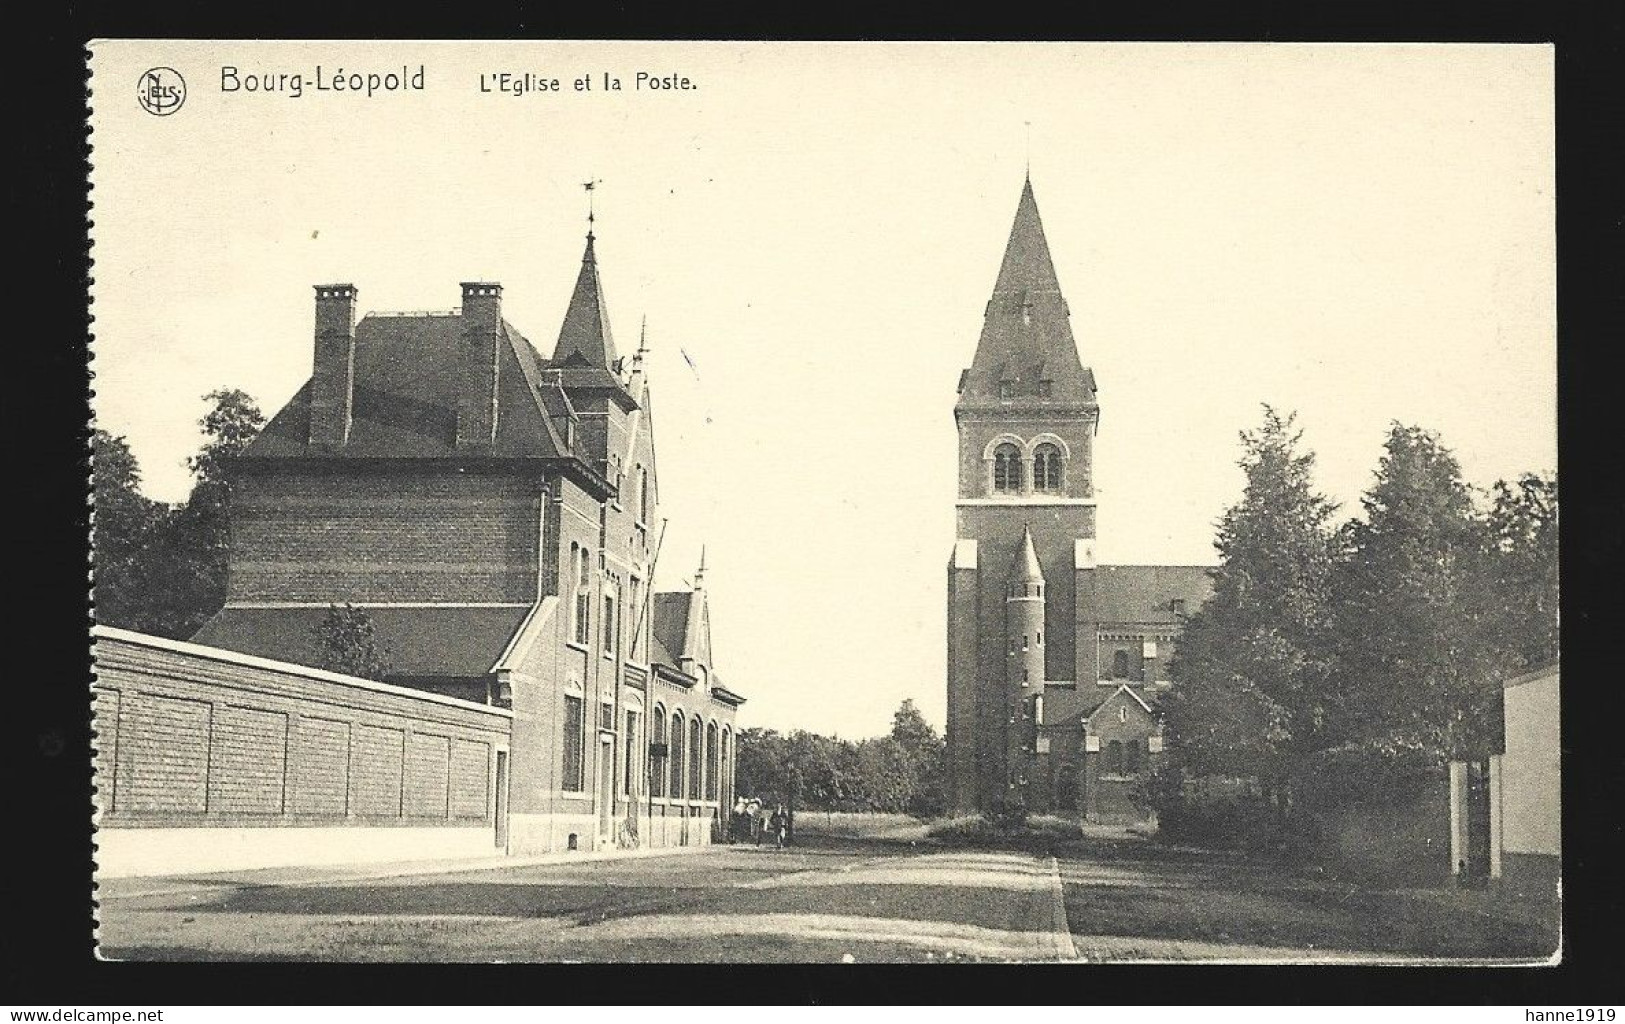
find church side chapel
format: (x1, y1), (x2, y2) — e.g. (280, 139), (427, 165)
(191, 217), (744, 855)
(946, 178), (1212, 821)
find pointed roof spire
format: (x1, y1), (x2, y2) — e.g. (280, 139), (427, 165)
(552, 228), (619, 369)
(1014, 526), (1044, 582)
(956, 176), (1095, 411)
(695, 545), (707, 588)
(994, 177), (1061, 294)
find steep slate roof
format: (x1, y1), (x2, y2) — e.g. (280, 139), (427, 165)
(1040, 686), (1109, 726)
(553, 234), (618, 368)
(957, 178), (1098, 411)
(1042, 683), (1162, 729)
(1093, 565), (1215, 625)
(244, 313), (572, 462)
(191, 605), (531, 678)
(651, 592), (694, 670)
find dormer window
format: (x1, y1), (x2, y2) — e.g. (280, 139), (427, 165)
(993, 443), (1022, 494)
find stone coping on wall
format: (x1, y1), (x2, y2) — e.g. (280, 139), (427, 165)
(92, 625), (513, 719)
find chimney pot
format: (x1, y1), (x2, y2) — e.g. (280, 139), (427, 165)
(456, 281), (503, 448)
(309, 283), (358, 448)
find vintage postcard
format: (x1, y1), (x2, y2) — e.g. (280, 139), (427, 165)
(88, 40), (1557, 963)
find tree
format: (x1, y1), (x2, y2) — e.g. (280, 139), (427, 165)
(1330, 423), (1496, 759)
(1161, 406), (1338, 832)
(314, 603), (388, 680)
(136, 389), (267, 639)
(889, 699), (947, 816)
(90, 429), (169, 631)
(1471, 473), (1558, 673)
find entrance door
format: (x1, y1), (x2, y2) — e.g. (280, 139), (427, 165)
(493, 750), (509, 851)
(1465, 758), (1493, 879)
(598, 734), (616, 845)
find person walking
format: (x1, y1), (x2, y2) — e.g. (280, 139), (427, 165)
(769, 804), (788, 849)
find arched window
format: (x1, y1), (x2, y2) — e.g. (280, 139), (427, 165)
(689, 717), (703, 800)
(1111, 649), (1130, 679)
(1032, 443), (1063, 493)
(1125, 739), (1143, 773)
(992, 443), (1022, 494)
(706, 722), (720, 801)
(669, 711), (685, 800)
(650, 706), (667, 797)
(721, 728), (732, 808)
(572, 546), (591, 646)
(1105, 739), (1123, 775)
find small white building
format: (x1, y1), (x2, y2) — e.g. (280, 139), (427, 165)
(1449, 663), (1559, 897)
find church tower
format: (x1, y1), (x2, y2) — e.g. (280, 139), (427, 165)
(946, 177), (1100, 815)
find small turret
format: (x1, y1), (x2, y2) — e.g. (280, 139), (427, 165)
(1006, 527), (1046, 693)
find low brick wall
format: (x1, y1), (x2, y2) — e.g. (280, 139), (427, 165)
(92, 627), (513, 877)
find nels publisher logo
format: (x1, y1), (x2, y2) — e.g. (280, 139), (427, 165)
(137, 67), (186, 116)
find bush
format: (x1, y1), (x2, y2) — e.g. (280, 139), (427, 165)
(925, 813), (1080, 854)
(1155, 794), (1274, 852)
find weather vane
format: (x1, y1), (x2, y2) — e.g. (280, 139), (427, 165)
(583, 178), (602, 230)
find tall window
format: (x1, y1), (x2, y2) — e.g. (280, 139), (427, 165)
(706, 722), (720, 801)
(602, 592), (616, 654)
(638, 466), (650, 524)
(562, 693), (585, 792)
(628, 579), (643, 660)
(1111, 649), (1130, 679)
(1125, 739), (1143, 774)
(720, 729), (732, 808)
(669, 712), (685, 799)
(993, 443), (1022, 494)
(1105, 739), (1123, 775)
(624, 709), (640, 795)
(572, 546), (591, 646)
(1032, 443), (1063, 492)
(650, 706), (667, 797)
(688, 718), (703, 800)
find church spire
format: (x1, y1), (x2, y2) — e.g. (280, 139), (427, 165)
(552, 217), (619, 370)
(956, 176), (1095, 412)
(993, 177), (1062, 295)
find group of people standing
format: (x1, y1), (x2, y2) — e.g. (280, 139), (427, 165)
(729, 797), (790, 848)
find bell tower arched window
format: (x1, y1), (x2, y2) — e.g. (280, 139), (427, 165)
(1032, 443), (1063, 493)
(993, 443), (1022, 494)
(1111, 649), (1130, 679)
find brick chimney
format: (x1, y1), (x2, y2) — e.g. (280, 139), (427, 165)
(457, 282), (503, 448)
(309, 284), (358, 448)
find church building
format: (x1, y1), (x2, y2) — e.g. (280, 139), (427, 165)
(945, 178), (1212, 821)
(190, 223), (743, 855)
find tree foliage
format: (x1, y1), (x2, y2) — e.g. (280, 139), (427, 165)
(314, 603), (389, 681)
(733, 700), (947, 815)
(1161, 410), (1558, 847)
(1162, 406), (1337, 790)
(91, 389), (266, 639)
(91, 429), (169, 631)
(1331, 424), (1496, 757)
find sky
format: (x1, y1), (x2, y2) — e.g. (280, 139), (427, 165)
(90, 42), (1555, 739)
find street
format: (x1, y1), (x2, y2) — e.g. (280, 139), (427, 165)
(96, 829), (1558, 963)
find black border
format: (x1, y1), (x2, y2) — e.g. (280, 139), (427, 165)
(12, 0), (1622, 1006)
